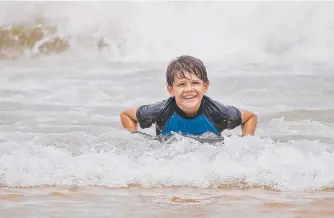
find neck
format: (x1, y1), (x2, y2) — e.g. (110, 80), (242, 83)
(182, 107), (200, 117)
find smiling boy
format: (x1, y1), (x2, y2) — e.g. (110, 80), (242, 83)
(120, 55), (257, 137)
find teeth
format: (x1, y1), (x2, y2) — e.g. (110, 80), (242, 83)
(184, 96), (196, 99)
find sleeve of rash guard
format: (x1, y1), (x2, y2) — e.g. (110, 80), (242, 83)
(136, 100), (167, 129)
(222, 105), (242, 129)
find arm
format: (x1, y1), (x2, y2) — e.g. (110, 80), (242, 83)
(240, 110), (257, 136)
(120, 107), (138, 132)
(121, 99), (169, 133)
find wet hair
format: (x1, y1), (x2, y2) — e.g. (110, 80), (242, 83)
(166, 55), (209, 86)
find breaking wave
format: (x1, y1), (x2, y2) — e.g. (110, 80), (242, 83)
(1, 2), (334, 66)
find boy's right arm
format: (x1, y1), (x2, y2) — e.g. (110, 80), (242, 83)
(120, 107), (138, 132)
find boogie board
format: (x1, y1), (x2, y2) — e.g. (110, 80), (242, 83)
(133, 131), (224, 144)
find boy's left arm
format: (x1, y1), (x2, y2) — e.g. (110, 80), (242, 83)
(240, 110), (257, 136)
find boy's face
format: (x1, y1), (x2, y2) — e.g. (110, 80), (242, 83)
(167, 71), (209, 116)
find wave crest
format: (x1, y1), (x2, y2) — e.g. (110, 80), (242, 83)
(0, 19), (69, 59)
(1, 2), (334, 64)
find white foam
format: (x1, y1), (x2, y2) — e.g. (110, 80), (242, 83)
(0, 131), (333, 191)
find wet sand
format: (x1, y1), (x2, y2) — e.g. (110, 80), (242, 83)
(1, 186), (334, 218)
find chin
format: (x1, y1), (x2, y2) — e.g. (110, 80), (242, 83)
(180, 99), (201, 110)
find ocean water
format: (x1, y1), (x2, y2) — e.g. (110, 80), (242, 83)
(1, 2), (334, 217)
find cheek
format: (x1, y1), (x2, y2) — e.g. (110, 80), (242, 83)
(195, 86), (206, 93)
(173, 88), (183, 95)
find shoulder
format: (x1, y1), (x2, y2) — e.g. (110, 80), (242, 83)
(137, 97), (174, 115)
(202, 95), (230, 112)
(136, 97), (175, 128)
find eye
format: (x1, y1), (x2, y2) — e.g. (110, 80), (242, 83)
(192, 81), (200, 85)
(177, 83), (185, 87)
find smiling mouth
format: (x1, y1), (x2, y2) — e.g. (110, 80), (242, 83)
(183, 95), (197, 100)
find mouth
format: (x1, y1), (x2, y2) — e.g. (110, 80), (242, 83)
(182, 95), (197, 100)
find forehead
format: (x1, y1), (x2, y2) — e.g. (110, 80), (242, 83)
(174, 71), (201, 81)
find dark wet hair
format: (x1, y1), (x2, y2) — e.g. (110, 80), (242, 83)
(166, 55), (209, 86)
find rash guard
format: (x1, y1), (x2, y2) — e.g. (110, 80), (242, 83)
(136, 95), (242, 136)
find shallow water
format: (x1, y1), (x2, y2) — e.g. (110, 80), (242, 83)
(1, 2), (334, 217)
(1, 187), (334, 218)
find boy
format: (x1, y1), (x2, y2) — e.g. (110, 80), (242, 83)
(120, 55), (257, 137)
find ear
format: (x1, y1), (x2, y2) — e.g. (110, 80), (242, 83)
(203, 82), (210, 93)
(167, 85), (174, 96)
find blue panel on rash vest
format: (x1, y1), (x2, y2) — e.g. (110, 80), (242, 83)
(161, 112), (220, 136)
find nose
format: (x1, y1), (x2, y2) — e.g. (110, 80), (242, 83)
(185, 83), (193, 91)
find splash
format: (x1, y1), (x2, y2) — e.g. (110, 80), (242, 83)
(1, 133), (334, 192)
(0, 2), (334, 65)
